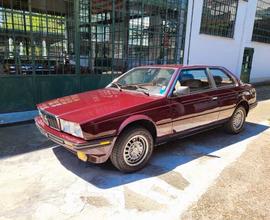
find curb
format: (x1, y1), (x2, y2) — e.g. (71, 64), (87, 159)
(0, 110), (38, 126)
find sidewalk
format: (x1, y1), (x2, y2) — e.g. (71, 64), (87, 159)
(0, 110), (38, 125)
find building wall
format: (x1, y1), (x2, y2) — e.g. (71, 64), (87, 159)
(184, 0), (270, 83)
(248, 42), (270, 83)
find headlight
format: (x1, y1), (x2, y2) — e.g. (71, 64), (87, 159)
(60, 119), (83, 138)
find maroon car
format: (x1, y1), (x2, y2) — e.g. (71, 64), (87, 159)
(35, 65), (257, 172)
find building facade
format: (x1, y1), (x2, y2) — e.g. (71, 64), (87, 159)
(0, 0), (188, 114)
(0, 0), (188, 76)
(184, 0), (270, 84)
(0, 0), (269, 115)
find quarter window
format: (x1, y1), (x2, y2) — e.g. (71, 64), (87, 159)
(200, 0), (239, 38)
(210, 69), (235, 87)
(177, 69), (211, 93)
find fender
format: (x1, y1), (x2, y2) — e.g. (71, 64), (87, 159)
(236, 99), (249, 114)
(237, 91), (250, 106)
(117, 114), (157, 136)
(237, 90), (249, 102)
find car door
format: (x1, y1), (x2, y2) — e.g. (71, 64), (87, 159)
(170, 68), (220, 133)
(208, 68), (238, 120)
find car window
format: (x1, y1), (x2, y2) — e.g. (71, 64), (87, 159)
(210, 69), (235, 87)
(118, 68), (155, 85)
(118, 68), (175, 86)
(113, 68), (176, 96)
(176, 69), (211, 93)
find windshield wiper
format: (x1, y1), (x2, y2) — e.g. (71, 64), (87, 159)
(111, 82), (122, 91)
(113, 83), (150, 96)
(134, 85), (150, 96)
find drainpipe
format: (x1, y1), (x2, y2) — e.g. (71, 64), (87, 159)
(236, 1), (250, 77)
(187, 0), (195, 65)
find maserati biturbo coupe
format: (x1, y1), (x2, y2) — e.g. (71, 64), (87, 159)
(35, 65), (257, 172)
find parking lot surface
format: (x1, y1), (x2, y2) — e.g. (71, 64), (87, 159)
(0, 86), (270, 220)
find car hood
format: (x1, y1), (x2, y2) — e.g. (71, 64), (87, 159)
(37, 88), (161, 124)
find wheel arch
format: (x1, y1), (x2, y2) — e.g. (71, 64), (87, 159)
(236, 100), (249, 115)
(117, 115), (157, 143)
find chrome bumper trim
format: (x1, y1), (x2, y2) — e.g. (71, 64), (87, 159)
(36, 120), (114, 150)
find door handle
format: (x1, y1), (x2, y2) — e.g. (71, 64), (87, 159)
(212, 97), (218, 101)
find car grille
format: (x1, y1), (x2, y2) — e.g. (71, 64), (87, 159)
(39, 109), (60, 130)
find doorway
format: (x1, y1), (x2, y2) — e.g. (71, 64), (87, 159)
(240, 47), (254, 83)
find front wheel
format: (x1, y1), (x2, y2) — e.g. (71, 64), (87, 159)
(225, 106), (246, 134)
(110, 127), (154, 173)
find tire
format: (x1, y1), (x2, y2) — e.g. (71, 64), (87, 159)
(225, 106), (246, 134)
(110, 126), (154, 173)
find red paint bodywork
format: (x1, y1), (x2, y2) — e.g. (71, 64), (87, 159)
(35, 65), (257, 163)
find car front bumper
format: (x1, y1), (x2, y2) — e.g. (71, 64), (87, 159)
(35, 116), (116, 163)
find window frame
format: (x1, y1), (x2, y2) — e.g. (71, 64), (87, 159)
(252, 0), (270, 44)
(200, 0), (239, 38)
(110, 66), (178, 97)
(168, 67), (215, 98)
(208, 67), (237, 89)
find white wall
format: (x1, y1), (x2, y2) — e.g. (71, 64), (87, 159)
(183, 0), (270, 83)
(248, 42), (270, 83)
(239, 0), (270, 83)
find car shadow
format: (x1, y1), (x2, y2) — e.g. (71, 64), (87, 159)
(52, 122), (268, 189)
(0, 123), (55, 159)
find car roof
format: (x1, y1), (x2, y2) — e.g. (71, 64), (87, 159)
(139, 64), (224, 70)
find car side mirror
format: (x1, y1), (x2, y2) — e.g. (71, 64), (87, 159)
(173, 86), (190, 96)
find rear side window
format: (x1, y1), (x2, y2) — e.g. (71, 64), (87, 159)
(178, 69), (211, 93)
(210, 69), (235, 87)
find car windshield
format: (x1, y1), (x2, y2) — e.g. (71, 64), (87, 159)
(109, 67), (176, 96)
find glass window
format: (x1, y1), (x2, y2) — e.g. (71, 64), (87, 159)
(89, 0), (188, 74)
(112, 67), (176, 96)
(252, 0), (270, 44)
(0, 0), (71, 75)
(210, 68), (235, 87)
(200, 0), (239, 38)
(0, 0), (189, 75)
(178, 69), (211, 93)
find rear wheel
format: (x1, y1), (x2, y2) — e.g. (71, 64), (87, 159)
(225, 106), (246, 134)
(110, 127), (154, 173)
